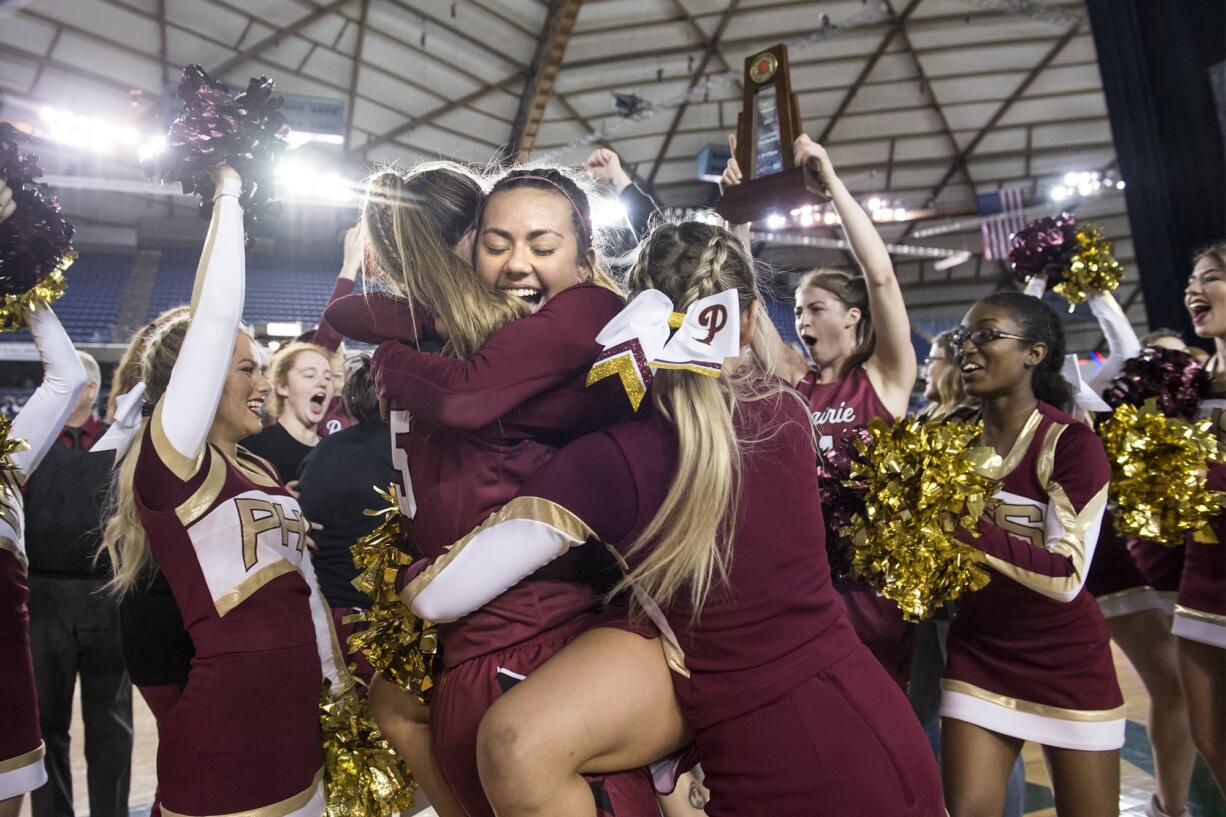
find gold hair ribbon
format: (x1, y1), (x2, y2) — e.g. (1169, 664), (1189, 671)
(667, 311), (686, 329)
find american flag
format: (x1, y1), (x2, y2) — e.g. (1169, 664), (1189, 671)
(978, 188), (1026, 261)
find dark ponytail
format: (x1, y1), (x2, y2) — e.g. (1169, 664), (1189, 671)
(980, 290), (1074, 412)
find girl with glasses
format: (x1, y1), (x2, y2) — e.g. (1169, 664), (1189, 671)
(941, 291), (1123, 817)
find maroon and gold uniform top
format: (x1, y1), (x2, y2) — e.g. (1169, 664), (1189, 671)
(373, 283), (627, 666)
(1173, 379), (1226, 648)
(941, 402), (1126, 751)
(405, 388), (945, 816)
(796, 364), (890, 452)
(796, 364), (913, 684)
(132, 407), (345, 815)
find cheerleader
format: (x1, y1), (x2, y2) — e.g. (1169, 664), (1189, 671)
(1178, 242), (1226, 790)
(0, 291), (87, 815)
(398, 221), (944, 817)
(1066, 292), (1197, 817)
(941, 291), (1123, 817)
(99, 165), (347, 817)
(328, 165), (659, 817)
(723, 134), (917, 684)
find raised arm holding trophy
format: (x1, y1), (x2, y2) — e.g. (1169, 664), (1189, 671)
(716, 43), (825, 224)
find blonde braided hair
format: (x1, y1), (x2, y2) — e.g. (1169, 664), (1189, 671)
(614, 223), (770, 617)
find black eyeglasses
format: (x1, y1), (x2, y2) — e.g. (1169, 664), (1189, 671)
(951, 328), (1034, 349)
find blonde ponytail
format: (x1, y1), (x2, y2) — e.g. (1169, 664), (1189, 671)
(615, 227), (756, 616)
(99, 308), (190, 594)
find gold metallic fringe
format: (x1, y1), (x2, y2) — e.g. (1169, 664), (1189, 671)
(1099, 400), (1225, 546)
(0, 413), (30, 474)
(349, 485), (439, 705)
(0, 263), (71, 333)
(843, 417), (997, 621)
(320, 680), (416, 817)
(1051, 227), (1123, 310)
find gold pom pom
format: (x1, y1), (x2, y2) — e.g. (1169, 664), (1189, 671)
(351, 485), (417, 604)
(0, 263), (71, 333)
(348, 486), (438, 704)
(320, 681), (416, 817)
(843, 417), (997, 621)
(1051, 227), (1122, 310)
(0, 413), (30, 473)
(347, 604), (438, 704)
(1098, 400), (1225, 546)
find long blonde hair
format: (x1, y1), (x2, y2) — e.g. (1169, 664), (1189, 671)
(362, 163), (528, 357)
(615, 222), (786, 617)
(100, 308), (192, 594)
(920, 329), (972, 421)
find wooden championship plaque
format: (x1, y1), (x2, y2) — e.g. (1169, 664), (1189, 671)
(716, 44), (823, 224)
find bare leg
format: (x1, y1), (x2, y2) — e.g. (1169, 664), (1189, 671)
(367, 673), (467, 817)
(1108, 610), (1196, 813)
(1176, 637), (1226, 792)
(1044, 744), (1120, 817)
(0, 794), (22, 817)
(477, 627), (690, 817)
(940, 717), (1023, 817)
(657, 771), (709, 816)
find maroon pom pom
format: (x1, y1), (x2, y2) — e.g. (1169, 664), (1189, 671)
(816, 425), (872, 585)
(1008, 212), (1078, 286)
(143, 65), (289, 232)
(1102, 346), (1208, 421)
(0, 123), (75, 299)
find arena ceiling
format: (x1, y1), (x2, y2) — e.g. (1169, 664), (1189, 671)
(0, 0), (1142, 350)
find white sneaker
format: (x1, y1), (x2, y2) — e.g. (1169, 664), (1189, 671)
(1146, 793), (1190, 817)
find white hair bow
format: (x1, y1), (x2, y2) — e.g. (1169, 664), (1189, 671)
(586, 288), (741, 410)
(92, 382), (148, 464)
(1062, 354), (1109, 413)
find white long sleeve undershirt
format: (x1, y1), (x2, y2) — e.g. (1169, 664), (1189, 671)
(159, 177), (245, 468)
(12, 303), (87, 479)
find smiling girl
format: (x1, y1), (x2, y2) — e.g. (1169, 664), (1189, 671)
(1176, 241), (1226, 792)
(100, 166), (346, 817)
(329, 165), (658, 817)
(941, 291), (1123, 817)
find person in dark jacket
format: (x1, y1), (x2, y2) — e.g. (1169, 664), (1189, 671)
(25, 351), (132, 817)
(297, 354), (395, 684)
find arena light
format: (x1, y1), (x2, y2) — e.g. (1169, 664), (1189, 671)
(265, 321), (303, 337)
(590, 195), (630, 231)
(138, 135), (168, 163)
(276, 160), (358, 203)
(1049, 170), (1122, 203)
(285, 130), (345, 150)
(39, 105), (141, 153)
(765, 213), (787, 230)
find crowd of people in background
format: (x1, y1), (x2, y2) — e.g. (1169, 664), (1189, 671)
(0, 138), (1222, 817)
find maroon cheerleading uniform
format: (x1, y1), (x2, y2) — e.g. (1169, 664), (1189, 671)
(796, 365), (915, 685)
(133, 415), (346, 816)
(1086, 511), (1171, 618)
(942, 402), (1126, 750)
(405, 388), (945, 817)
(366, 284), (655, 817)
(123, 177), (347, 817)
(0, 305), (86, 801)
(0, 472), (45, 801)
(1172, 383), (1226, 648)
